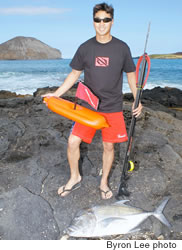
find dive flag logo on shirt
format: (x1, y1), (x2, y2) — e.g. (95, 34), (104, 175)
(75, 82), (99, 110)
(95, 57), (109, 67)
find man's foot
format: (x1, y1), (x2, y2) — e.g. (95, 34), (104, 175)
(100, 185), (113, 200)
(58, 177), (82, 197)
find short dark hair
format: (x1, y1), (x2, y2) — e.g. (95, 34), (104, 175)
(93, 2), (114, 19)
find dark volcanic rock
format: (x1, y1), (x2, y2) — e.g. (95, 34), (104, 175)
(0, 187), (59, 239)
(0, 90), (25, 99)
(0, 36), (62, 60)
(124, 87), (182, 120)
(33, 87), (58, 97)
(142, 87), (182, 108)
(33, 83), (78, 99)
(0, 87), (182, 240)
(124, 87), (182, 108)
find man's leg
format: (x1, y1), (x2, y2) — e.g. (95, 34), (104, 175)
(100, 141), (114, 199)
(58, 134), (82, 197)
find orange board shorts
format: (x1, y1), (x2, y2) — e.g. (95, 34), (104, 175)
(71, 111), (128, 144)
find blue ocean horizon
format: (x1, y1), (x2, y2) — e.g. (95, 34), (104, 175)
(0, 58), (181, 95)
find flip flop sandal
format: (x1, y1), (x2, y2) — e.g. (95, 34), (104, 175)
(58, 181), (82, 197)
(100, 188), (113, 200)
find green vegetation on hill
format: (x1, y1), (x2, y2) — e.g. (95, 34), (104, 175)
(149, 53), (182, 59)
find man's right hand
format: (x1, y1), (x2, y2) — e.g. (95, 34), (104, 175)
(41, 92), (59, 104)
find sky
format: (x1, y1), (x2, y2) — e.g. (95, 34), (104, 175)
(0, 0), (181, 58)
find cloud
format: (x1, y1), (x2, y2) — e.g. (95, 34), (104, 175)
(0, 7), (71, 15)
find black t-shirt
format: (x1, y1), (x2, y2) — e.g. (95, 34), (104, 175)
(70, 36), (135, 112)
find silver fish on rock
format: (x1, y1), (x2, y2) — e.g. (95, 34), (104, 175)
(65, 197), (171, 238)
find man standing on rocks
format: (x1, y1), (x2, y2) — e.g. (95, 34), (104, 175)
(42, 2), (142, 199)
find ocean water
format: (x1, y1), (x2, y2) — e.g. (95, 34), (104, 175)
(0, 58), (181, 95)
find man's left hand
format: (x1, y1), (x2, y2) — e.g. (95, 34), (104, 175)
(132, 102), (143, 117)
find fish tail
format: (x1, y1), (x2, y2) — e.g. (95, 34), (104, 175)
(153, 197), (171, 228)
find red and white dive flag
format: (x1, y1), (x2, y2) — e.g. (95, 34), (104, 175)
(75, 82), (99, 110)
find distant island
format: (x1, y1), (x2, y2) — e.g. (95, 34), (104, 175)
(149, 52), (182, 59)
(0, 36), (62, 60)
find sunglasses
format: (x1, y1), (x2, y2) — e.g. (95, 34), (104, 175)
(94, 17), (112, 23)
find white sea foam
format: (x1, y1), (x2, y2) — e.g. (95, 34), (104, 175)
(0, 59), (181, 95)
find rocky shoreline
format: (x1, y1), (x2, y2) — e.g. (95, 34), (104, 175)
(0, 86), (182, 240)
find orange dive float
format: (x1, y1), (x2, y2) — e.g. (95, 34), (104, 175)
(43, 97), (109, 129)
